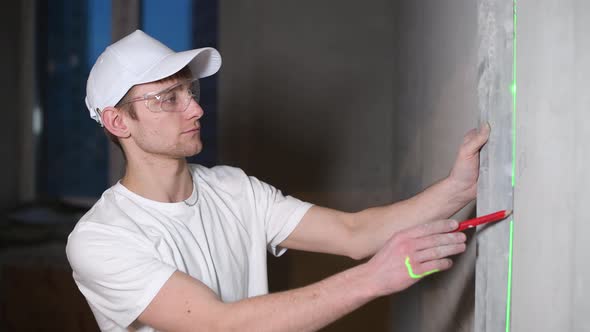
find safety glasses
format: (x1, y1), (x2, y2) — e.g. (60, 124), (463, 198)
(119, 78), (200, 113)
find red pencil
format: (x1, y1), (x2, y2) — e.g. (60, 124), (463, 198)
(454, 209), (513, 232)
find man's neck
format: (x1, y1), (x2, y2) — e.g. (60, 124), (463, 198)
(120, 156), (194, 203)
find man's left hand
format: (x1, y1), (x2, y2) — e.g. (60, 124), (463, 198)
(448, 122), (491, 201)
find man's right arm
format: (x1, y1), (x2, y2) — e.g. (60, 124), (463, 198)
(137, 219), (466, 332)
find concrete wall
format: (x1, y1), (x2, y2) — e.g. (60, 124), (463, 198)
(219, 1), (479, 331)
(218, 1), (396, 209)
(390, 1), (479, 331)
(219, 2), (396, 330)
(512, 1), (590, 331)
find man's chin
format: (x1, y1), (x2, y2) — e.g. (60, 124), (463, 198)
(184, 144), (203, 158)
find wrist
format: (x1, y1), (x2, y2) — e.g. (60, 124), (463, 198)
(354, 260), (395, 300)
(350, 262), (383, 301)
(443, 176), (476, 206)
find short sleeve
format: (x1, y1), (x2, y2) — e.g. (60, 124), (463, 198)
(66, 222), (176, 328)
(245, 175), (313, 256)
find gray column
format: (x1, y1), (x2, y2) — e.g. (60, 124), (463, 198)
(474, 0), (514, 331)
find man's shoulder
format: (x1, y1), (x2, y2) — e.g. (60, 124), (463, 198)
(190, 164), (252, 191)
(76, 186), (133, 224)
(68, 185), (147, 243)
(190, 164), (247, 181)
(66, 186), (159, 276)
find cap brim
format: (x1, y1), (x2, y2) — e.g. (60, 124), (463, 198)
(136, 47), (222, 85)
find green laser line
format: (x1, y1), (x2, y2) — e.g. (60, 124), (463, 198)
(506, 1), (517, 332)
(404, 256), (439, 279)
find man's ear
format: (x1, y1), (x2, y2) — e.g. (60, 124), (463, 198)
(101, 106), (130, 138)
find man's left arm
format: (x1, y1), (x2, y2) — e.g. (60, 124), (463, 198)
(280, 123), (490, 260)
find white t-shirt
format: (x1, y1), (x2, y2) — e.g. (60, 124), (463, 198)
(66, 164), (313, 332)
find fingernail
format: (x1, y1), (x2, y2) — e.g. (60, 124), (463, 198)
(450, 220), (458, 229)
(478, 122), (490, 133)
(457, 232), (466, 241)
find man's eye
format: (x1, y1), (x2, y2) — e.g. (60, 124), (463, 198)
(162, 93), (177, 104)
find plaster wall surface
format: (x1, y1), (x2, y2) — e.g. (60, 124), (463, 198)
(220, 1), (480, 331)
(391, 1), (479, 331)
(219, 2), (397, 330)
(512, 1), (590, 331)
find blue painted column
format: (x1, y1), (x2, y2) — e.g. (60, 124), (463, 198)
(37, 0), (110, 199)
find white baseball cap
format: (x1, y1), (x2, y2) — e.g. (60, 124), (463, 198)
(85, 29), (222, 125)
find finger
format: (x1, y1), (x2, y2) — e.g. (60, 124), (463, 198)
(462, 128), (477, 144)
(413, 232), (466, 251)
(407, 258), (453, 278)
(403, 219), (458, 239)
(412, 243), (467, 264)
(462, 122), (491, 155)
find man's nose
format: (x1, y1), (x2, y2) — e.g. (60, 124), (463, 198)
(185, 98), (204, 119)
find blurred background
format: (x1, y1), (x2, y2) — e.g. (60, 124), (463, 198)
(0, 0), (480, 331)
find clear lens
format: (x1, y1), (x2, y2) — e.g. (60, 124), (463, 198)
(146, 79), (200, 113)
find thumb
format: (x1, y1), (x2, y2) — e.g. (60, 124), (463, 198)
(463, 122), (490, 155)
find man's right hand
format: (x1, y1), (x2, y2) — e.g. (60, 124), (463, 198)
(137, 219), (466, 332)
(364, 219), (466, 297)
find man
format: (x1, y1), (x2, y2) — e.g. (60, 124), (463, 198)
(67, 30), (490, 332)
